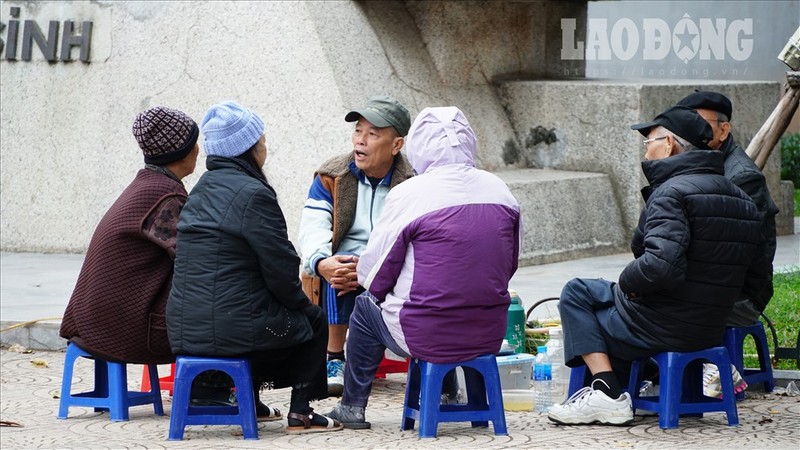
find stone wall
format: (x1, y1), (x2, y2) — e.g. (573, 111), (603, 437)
(0, 0), (586, 254)
(1, 1), (789, 263)
(499, 80), (783, 236)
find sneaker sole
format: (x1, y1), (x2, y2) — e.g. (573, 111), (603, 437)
(342, 421), (372, 429)
(548, 412), (634, 426)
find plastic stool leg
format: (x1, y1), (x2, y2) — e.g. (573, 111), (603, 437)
(568, 365), (587, 397)
(401, 361), (421, 431)
(58, 344), (79, 419)
(89, 359), (110, 413)
(231, 374), (258, 440)
(418, 362), (444, 438)
(141, 363), (176, 396)
(480, 361), (508, 436)
(463, 367), (489, 428)
(146, 364), (165, 416)
(714, 352), (740, 426)
(107, 362), (130, 421)
(658, 353), (682, 429)
(141, 365), (152, 393)
(168, 364), (192, 440)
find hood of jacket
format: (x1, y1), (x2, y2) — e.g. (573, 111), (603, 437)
(405, 107), (476, 175)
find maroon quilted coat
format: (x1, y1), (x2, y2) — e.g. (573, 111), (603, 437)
(60, 169), (187, 364)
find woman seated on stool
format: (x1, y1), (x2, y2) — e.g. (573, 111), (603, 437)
(166, 101), (342, 434)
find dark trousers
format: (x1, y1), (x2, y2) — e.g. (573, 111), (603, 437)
(558, 278), (661, 386)
(245, 304), (329, 404)
(342, 294), (457, 407)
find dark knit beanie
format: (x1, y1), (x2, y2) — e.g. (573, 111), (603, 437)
(132, 106), (199, 165)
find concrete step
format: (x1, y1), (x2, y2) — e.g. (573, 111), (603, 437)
(496, 168), (628, 266)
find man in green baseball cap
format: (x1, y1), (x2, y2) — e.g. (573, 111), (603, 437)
(297, 95), (416, 397)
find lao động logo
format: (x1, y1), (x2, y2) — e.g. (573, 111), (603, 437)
(561, 14), (753, 64)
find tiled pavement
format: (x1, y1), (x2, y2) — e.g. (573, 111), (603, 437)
(1, 347), (799, 449)
(1, 224), (798, 448)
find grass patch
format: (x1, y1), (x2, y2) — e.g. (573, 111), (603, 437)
(744, 268), (800, 370)
(795, 188), (799, 216)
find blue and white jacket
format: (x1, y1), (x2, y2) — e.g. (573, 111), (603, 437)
(298, 152), (413, 278)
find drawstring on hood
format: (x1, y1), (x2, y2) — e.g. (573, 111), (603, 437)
(405, 107), (476, 175)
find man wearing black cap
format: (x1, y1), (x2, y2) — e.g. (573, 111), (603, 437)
(298, 95), (415, 396)
(60, 106), (200, 365)
(676, 91), (779, 327)
(677, 91), (780, 398)
(548, 106), (768, 426)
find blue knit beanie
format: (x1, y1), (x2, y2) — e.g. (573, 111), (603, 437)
(200, 101), (265, 158)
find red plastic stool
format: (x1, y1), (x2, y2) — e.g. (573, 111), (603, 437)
(375, 356), (410, 379)
(141, 363), (176, 395)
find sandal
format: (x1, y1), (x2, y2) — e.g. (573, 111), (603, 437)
(286, 410), (343, 434)
(256, 402), (282, 422)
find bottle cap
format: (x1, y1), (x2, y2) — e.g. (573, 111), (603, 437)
(537, 345), (547, 352)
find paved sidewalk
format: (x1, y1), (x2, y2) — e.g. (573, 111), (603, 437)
(1, 232), (798, 336)
(0, 228), (798, 448)
(1, 347), (799, 449)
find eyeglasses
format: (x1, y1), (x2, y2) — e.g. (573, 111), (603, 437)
(642, 136), (667, 148)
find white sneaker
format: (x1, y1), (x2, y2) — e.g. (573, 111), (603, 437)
(703, 363), (747, 399)
(702, 363), (721, 397)
(327, 359), (345, 397)
(547, 380), (634, 426)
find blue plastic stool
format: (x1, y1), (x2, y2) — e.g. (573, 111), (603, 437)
(401, 354), (507, 438)
(724, 322), (774, 400)
(566, 365), (587, 397)
(168, 356), (258, 440)
(628, 346), (739, 429)
(57, 342), (164, 421)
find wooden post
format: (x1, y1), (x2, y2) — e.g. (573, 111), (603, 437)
(745, 72), (800, 170)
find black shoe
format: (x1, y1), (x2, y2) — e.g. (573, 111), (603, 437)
(327, 403), (371, 429)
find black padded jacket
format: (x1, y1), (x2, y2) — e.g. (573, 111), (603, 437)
(167, 157), (312, 356)
(615, 150), (768, 351)
(719, 136), (778, 312)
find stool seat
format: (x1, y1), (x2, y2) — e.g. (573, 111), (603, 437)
(168, 356), (258, 440)
(724, 322), (774, 400)
(401, 354), (507, 438)
(58, 342), (164, 421)
(628, 346), (739, 429)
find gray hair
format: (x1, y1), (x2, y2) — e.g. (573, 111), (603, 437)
(652, 126), (699, 151)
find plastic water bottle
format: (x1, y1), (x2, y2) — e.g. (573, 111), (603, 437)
(505, 290), (526, 354)
(546, 328), (568, 403)
(533, 345), (554, 412)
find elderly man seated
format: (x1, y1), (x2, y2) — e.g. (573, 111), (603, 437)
(548, 106), (768, 426)
(326, 106), (522, 429)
